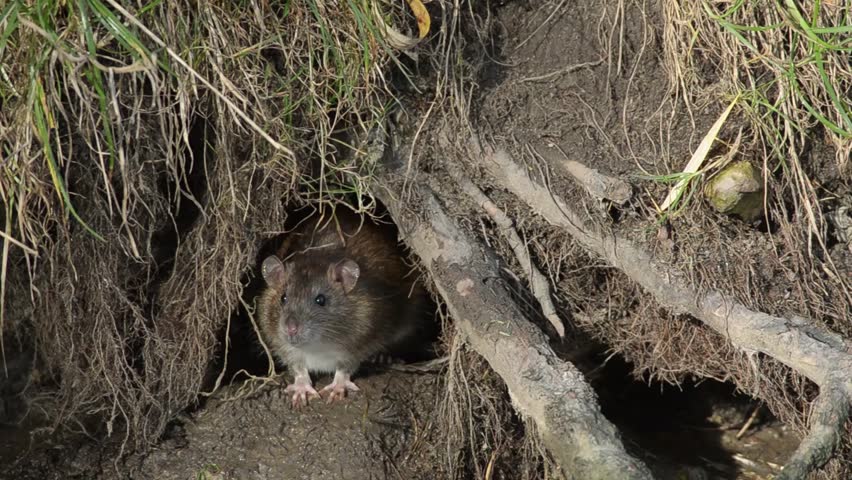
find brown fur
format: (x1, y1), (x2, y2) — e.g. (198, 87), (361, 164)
(257, 210), (432, 375)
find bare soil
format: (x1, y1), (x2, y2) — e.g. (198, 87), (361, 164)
(1, 356), (799, 479)
(2, 368), (445, 480)
(133, 370), (444, 480)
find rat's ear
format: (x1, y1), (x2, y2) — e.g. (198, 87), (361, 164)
(261, 255), (286, 288)
(329, 259), (360, 293)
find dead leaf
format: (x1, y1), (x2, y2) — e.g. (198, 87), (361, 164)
(406, 0), (431, 38)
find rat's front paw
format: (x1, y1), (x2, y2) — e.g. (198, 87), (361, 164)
(285, 376), (320, 408)
(320, 371), (360, 404)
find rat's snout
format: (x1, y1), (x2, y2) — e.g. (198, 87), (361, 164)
(287, 323), (299, 337)
(282, 319), (304, 345)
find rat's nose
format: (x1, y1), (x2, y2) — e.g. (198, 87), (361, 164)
(287, 324), (298, 337)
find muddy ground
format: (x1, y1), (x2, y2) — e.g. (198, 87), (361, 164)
(1, 0), (833, 478)
(130, 371), (445, 480)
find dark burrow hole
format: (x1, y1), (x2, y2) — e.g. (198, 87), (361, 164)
(572, 345), (800, 479)
(508, 268), (798, 476)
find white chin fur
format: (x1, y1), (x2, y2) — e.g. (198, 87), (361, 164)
(284, 343), (351, 374)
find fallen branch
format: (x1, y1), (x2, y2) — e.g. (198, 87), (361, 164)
(475, 137), (852, 479)
(445, 163), (566, 337)
(372, 144), (653, 479)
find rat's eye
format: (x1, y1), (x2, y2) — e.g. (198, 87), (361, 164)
(314, 294), (326, 307)
(281, 293), (288, 304)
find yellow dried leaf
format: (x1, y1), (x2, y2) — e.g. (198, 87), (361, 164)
(659, 94), (740, 212)
(407, 0), (430, 39)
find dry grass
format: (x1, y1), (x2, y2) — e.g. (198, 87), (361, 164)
(0, 0), (447, 452)
(664, 0), (851, 164)
(658, 0), (852, 337)
(661, 1), (851, 312)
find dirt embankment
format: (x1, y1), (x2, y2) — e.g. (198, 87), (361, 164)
(3, 0), (851, 478)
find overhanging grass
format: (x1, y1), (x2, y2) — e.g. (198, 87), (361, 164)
(668, 1), (851, 167)
(0, 0), (433, 451)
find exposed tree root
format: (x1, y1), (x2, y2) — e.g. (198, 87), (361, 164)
(472, 136), (852, 479)
(777, 388), (850, 480)
(373, 148), (654, 480)
(531, 144), (632, 205)
(445, 163), (566, 337)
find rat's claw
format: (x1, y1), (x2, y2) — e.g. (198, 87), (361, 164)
(320, 371), (360, 404)
(285, 377), (319, 408)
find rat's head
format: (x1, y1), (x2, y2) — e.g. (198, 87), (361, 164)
(261, 254), (361, 347)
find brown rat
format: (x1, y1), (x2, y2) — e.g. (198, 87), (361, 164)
(257, 210), (433, 407)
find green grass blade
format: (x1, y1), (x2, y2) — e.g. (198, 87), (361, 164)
(78, 0), (117, 170)
(795, 85), (847, 136)
(813, 48), (852, 131)
(86, 0), (174, 75)
(137, 0), (165, 17)
(0, 1), (20, 57)
(715, 0), (745, 19)
(86, 0), (150, 61)
(31, 77), (105, 242)
(347, 0), (375, 73)
(811, 25), (852, 34)
(701, 2), (759, 53)
(783, 0), (852, 52)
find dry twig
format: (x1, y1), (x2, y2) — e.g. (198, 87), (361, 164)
(735, 402), (762, 439)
